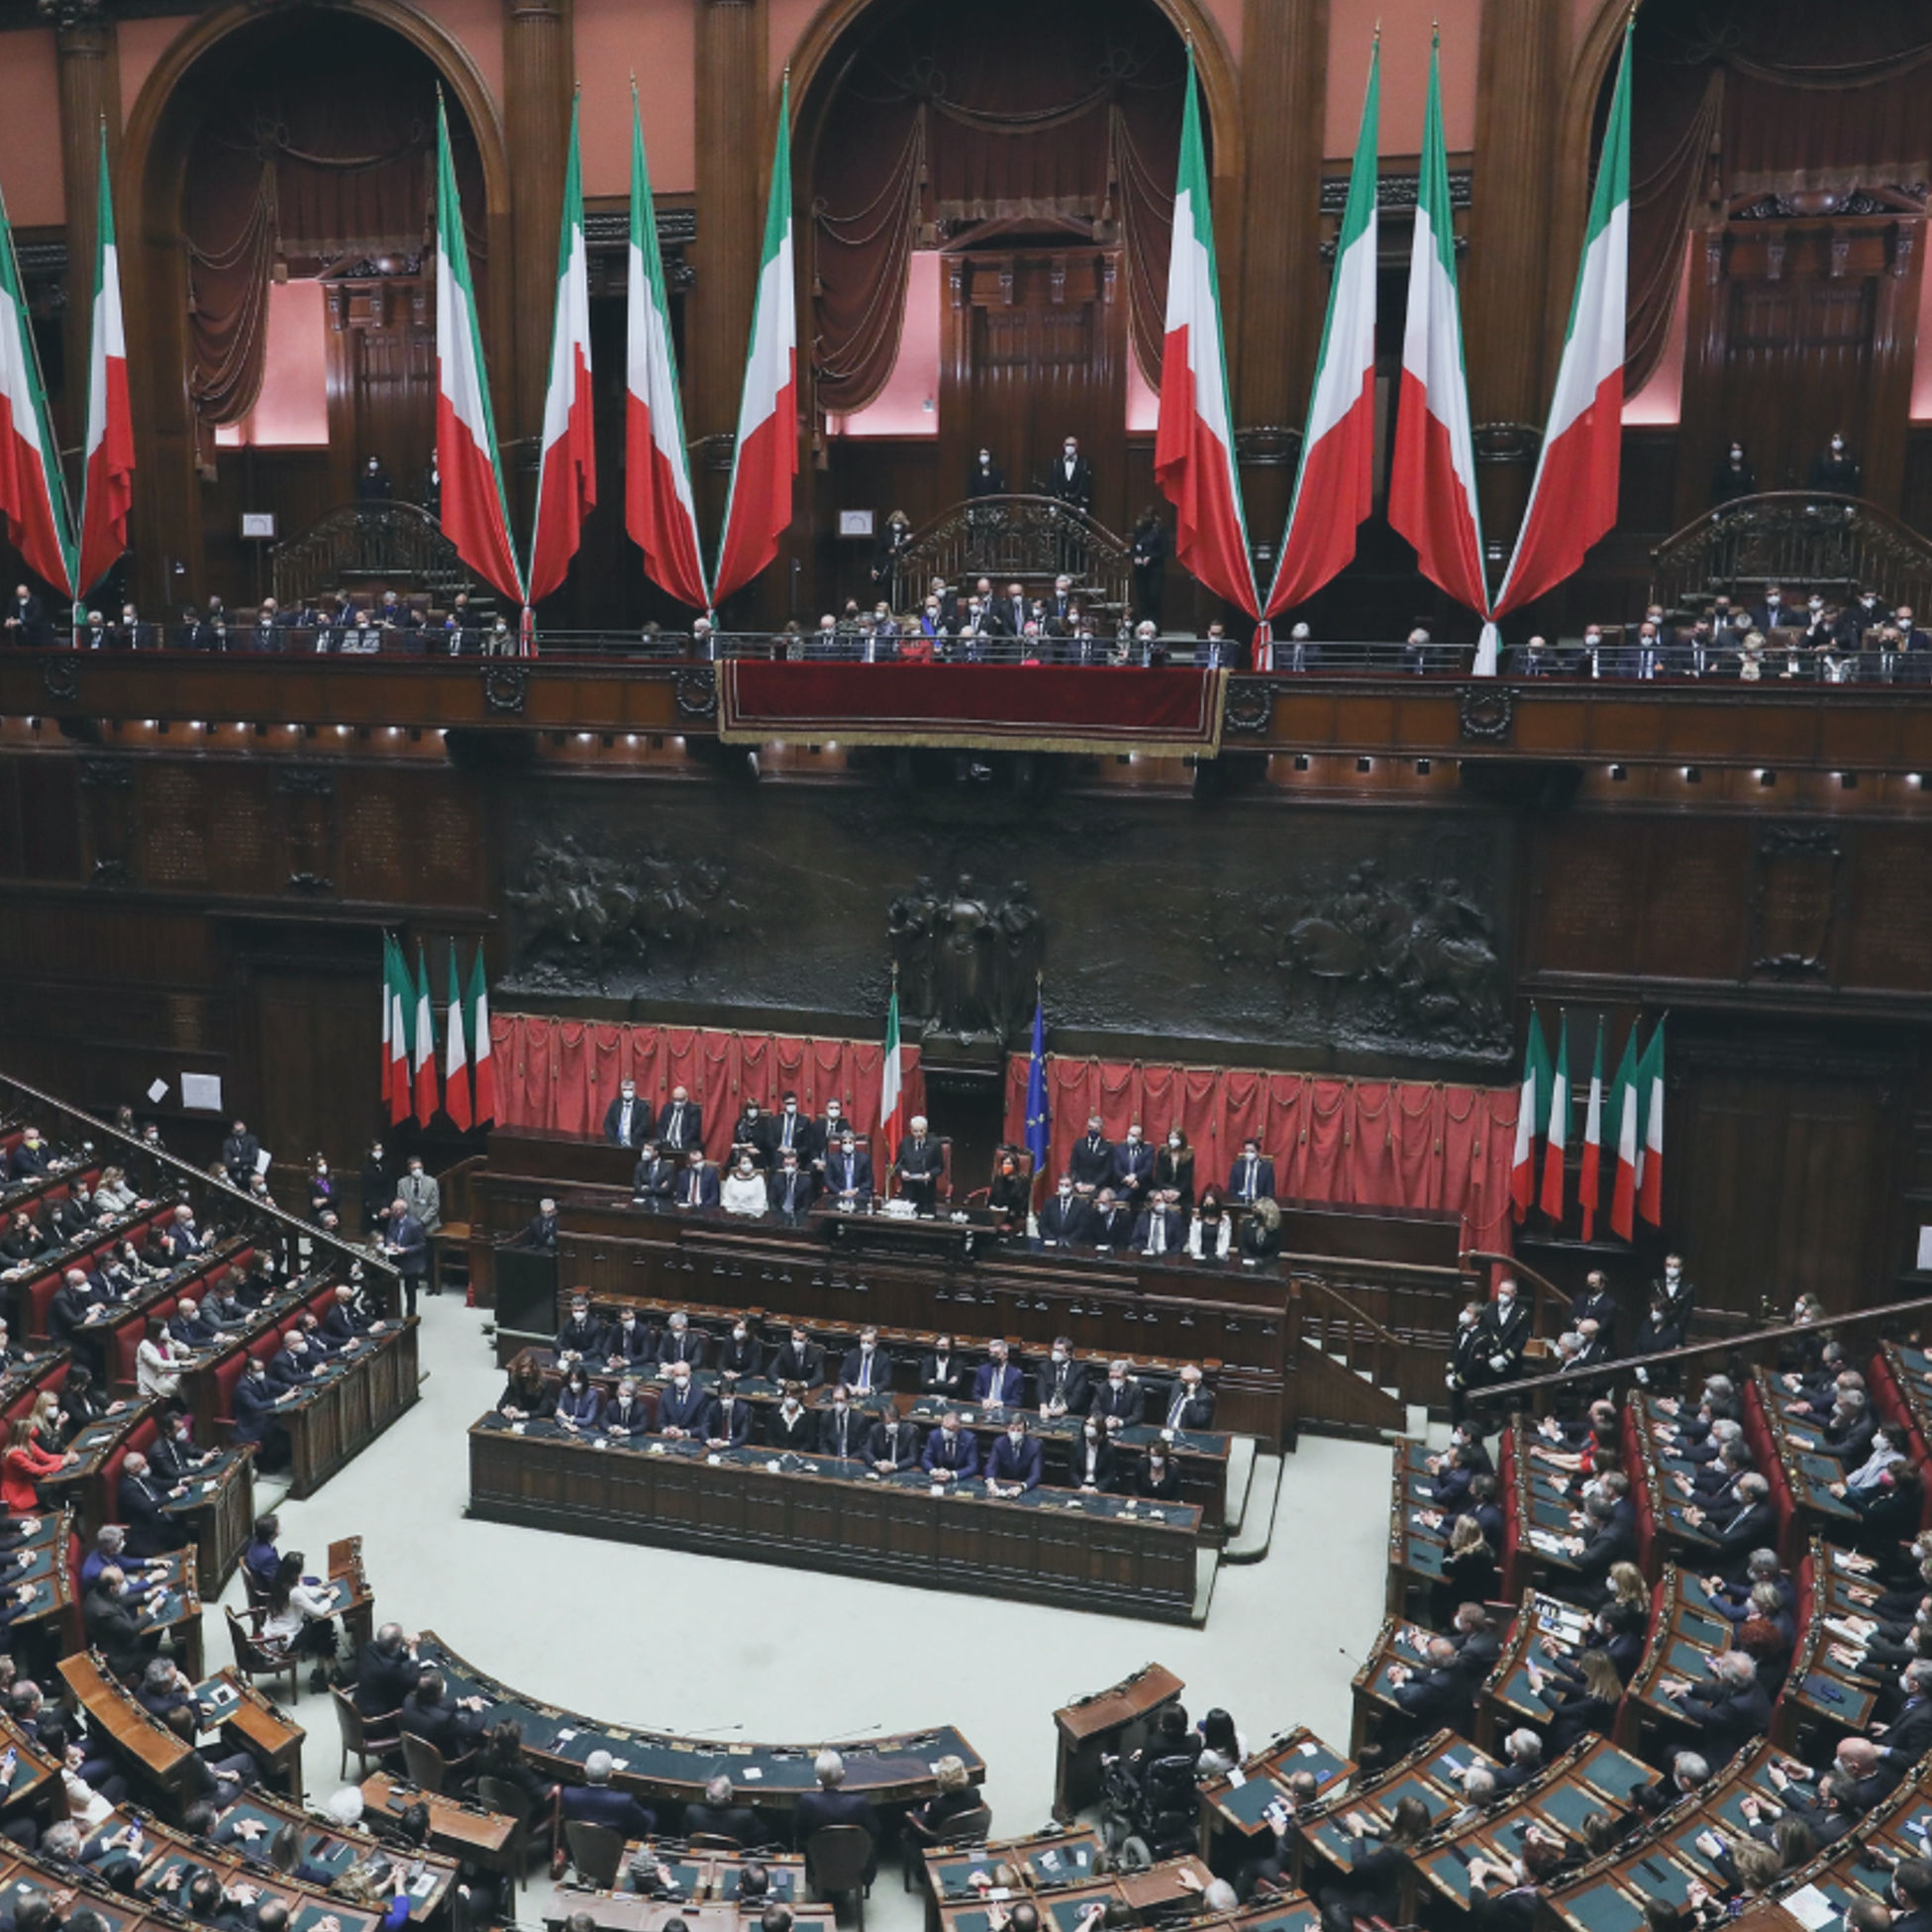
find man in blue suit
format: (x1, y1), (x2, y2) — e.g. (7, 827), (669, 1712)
(378, 1198), (428, 1317)
(674, 1150), (720, 1209)
(922, 1413), (978, 1483)
(656, 1366), (712, 1442)
(972, 1339), (1024, 1409)
(561, 1750), (657, 1840)
(230, 1358), (287, 1468)
(1110, 1126), (1154, 1206)
(824, 1131), (872, 1202)
(1228, 1139), (1275, 1206)
(984, 1419), (1043, 1496)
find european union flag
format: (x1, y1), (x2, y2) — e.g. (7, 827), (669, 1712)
(1024, 992), (1050, 1171)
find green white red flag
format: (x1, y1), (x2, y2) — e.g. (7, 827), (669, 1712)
(384, 936), (412, 1127)
(1266, 41), (1377, 619)
(1153, 48), (1256, 620)
(0, 166), (70, 597)
(1539, 1013), (1570, 1221)
(1493, 24), (1632, 618)
(626, 88), (708, 610)
(443, 939), (471, 1133)
(466, 946), (496, 1129)
(1636, 1019), (1665, 1229)
(1510, 1005), (1550, 1223)
(712, 77), (796, 606)
(1577, 1015), (1605, 1242)
(434, 100), (523, 605)
(1609, 1022), (1642, 1241)
(412, 944), (437, 1128)
(878, 982), (903, 1174)
(76, 128), (133, 599)
(525, 97), (595, 606)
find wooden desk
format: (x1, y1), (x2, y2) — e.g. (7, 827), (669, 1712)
(1291, 1730), (1491, 1891)
(200, 1670), (306, 1803)
(328, 1534), (376, 1657)
(469, 1414), (1205, 1624)
(0, 1711), (62, 1833)
(542, 1897), (836, 1932)
(1198, 1727), (1354, 1850)
(921, 1826), (1105, 1908)
(1477, 1590), (1598, 1751)
(359, 1769), (520, 1877)
(1052, 1664), (1184, 1821)
(274, 1319), (421, 1498)
(162, 1445), (255, 1595)
(618, 1840), (806, 1903)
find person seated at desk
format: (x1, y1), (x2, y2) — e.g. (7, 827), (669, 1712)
(524, 1198), (560, 1250)
(840, 1326), (892, 1399)
(1068, 1118), (1113, 1191)
(38, 1714), (130, 1822)
(603, 1306), (656, 1373)
(121, 1449), (191, 1558)
(768, 1325), (824, 1388)
(136, 1656), (199, 1726)
(1088, 1188), (1134, 1252)
(707, 1375), (754, 1449)
(8, 1128), (54, 1181)
(555, 1295), (606, 1365)
(1687, 1473), (1777, 1577)
(907, 1755), (981, 1841)
(1110, 1125), (1154, 1207)
(1525, 1644), (1623, 1753)
(322, 1282), (380, 1348)
(1659, 1649), (1772, 1763)
(794, 1751), (880, 1869)
(657, 1365), (711, 1441)
(478, 1719), (559, 1843)
(232, 1359), (290, 1468)
(562, 1748), (657, 1845)
(722, 1157), (767, 1217)
(1155, 1364), (1215, 1433)
(765, 1385), (815, 1452)
(768, 1151), (816, 1218)
(1034, 1177), (1092, 1248)
(973, 1339), (1023, 1410)
(1134, 1441), (1182, 1502)
(817, 1388), (866, 1462)
(268, 1332), (325, 1394)
(682, 1773), (765, 1849)
(923, 1412), (978, 1482)
(48, 1269), (107, 1349)
(730, 1101), (777, 1174)
(400, 1669), (490, 1769)
(717, 1319), (762, 1379)
(555, 1365), (604, 1433)
(1186, 1188), (1231, 1262)
(657, 1310), (705, 1372)
(0, 1212), (49, 1265)
(865, 1410), (920, 1474)
(823, 1131), (872, 1204)
(675, 1150), (720, 1210)
(1068, 1418), (1119, 1493)
(1318, 1795), (1432, 1932)
(1038, 1338), (1090, 1419)
(633, 1141), (675, 1204)
(894, 1118), (945, 1212)
(150, 1407), (219, 1488)
(985, 1152), (1030, 1234)
(920, 1335), (966, 1403)
(1089, 1361), (1144, 1430)
(658, 1086), (703, 1155)
(1130, 1198), (1186, 1259)
(356, 1623), (421, 1722)
(1491, 1727), (1544, 1795)
(985, 1418), (1042, 1496)
(81, 1563), (163, 1678)
(80, 1524), (163, 1594)
(497, 1358), (557, 1423)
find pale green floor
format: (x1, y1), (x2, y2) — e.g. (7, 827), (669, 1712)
(208, 1294), (1395, 1924)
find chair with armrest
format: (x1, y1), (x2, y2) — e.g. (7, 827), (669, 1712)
(564, 1818), (626, 1890)
(805, 1824), (874, 1927)
(224, 1605), (299, 1705)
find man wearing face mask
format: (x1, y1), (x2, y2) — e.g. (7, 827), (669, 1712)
(633, 1139), (675, 1205)
(1131, 1193), (1186, 1259)
(966, 448), (1005, 499)
(675, 1148), (719, 1210)
(1068, 1117), (1113, 1191)
(1090, 1188), (1135, 1251)
(769, 1092), (815, 1168)
(865, 1406), (921, 1473)
(657, 1310), (704, 1371)
(839, 1326), (892, 1399)
(1089, 1361), (1143, 1429)
(604, 1078), (648, 1148)
(919, 1335), (966, 1402)
(1048, 435), (1092, 514)
(1710, 441), (1756, 507)
(818, 1386), (864, 1462)
(707, 1374), (754, 1449)
(1160, 1365), (1215, 1433)
(824, 1130), (871, 1203)
(1038, 1338), (1090, 1420)
(1111, 1125), (1154, 1207)
(657, 1365), (712, 1441)
(603, 1306), (655, 1371)
(1035, 1176), (1092, 1247)
(923, 1410), (977, 1482)
(769, 1150), (816, 1217)
(1809, 434), (1862, 497)
(985, 1418), (1043, 1497)
(1655, 1254), (1696, 1325)
(973, 1339), (1023, 1410)
(603, 1376), (651, 1438)
(1475, 1280), (1531, 1390)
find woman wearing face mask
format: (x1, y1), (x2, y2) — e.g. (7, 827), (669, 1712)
(554, 1365), (602, 1432)
(1709, 440), (1757, 507)
(1153, 1128), (1194, 1208)
(1832, 1427), (1923, 1553)
(1239, 1196), (1281, 1267)
(1187, 1185), (1232, 1263)
(1134, 1441), (1181, 1503)
(1069, 1416), (1119, 1494)
(722, 1157), (768, 1217)
(358, 1142), (389, 1235)
(307, 1156), (335, 1224)
(985, 1151), (1030, 1235)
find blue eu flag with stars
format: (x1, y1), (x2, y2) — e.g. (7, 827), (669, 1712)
(1025, 992), (1050, 1171)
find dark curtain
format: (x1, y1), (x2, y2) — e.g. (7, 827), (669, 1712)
(181, 18), (484, 458)
(1624, 0), (1932, 393)
(810, 0), (1186, 415)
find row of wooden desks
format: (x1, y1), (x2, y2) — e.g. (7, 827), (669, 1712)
(358, 1769), (521, 1880)
(542, 1894), (835, 1932)
(1198, 1726), (1355, 1852)
(0, 1842), (366, 1932)
(416, 1631), (983, 1815)
(1052, 1664), (1185, 1820)
(468, 1412), (1206, 1624)
(920, 1826), (1104, 1909)
(619, 1839), (808, 1902)
(1750, 1371), (1861, 1554)
(273, 1317), (421, 1497)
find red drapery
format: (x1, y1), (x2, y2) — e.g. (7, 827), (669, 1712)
(1002, 1055), (1518, 1252)
(492, 1014), (927, 1169)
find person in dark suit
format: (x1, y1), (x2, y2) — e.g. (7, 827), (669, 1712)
(1067, 1419), (1119, 1492)
(1036, 1179), (1093, 1247)
(1227, 1139), (1275, 1205)
(817, 1390), (866, 1463)
(894, 1119), (945, 1211)
(673, 1150), (719, 1209)
(1476, 1281), (1532, 1388)
(1089, 1362), (1144, 1429)
(923, 1413), (978, 1482)
(1570, 1271), (1619, 1342)
(984, 1420), (1043, 1495)
(1155, 1366), (1215, 1433)
(602, 1377), (653, 1438)
(1660, 1651), (1772, 1765)
(730, 1102), (777, 1174)
(220, 1121), (261, 1188)
(1037, 1340), (1091, 1419)
(555, 1296), (606, 1363)
(400, 1670), (489, 1767)
(767, 1326), (823, 1388)
(823, 1133), (872, 1202)
(769, 1093), (817, 1169)
(354, 1624), (420, 1720)
(656, 1367), (712, 1441)
(839, 1327), (892, 1399)
(717, 1320), (762, 1379)
(378, 1198), (428, 1317)
(4, 586), (50, 648)
(1817, 1391), (1878, 1467)
(161, 1205), (204, 1262)
(683, 1775), (765, 1850)
(865, 1413), (921, 1473)
(705, 1376), (755, 1449)
(168, 1297), (220, 1351)
(633, 1142), (675, 1204)
(972, 1340), (1023, 1409)
(657, 1087), (702, 1154)
(768, 1152), (817, 1218)
(1692, 1474), (1778, 1579)
(230, 1360), (284, 1458)
(603, 1080), (649, 1148)
(603, 1307), (656, 1371)
(1068, 1119), (1114, 1190)
(1386, 1637), (1471, 1734)
(1047, 437), (1093, 515)
(118, 1452), (190, 1558)
(656, 1310), (705, 1370)
(764, 1388), (815, 1452)
(1109, 1126), (1155, 1206)
(1562, 1493), (1636, 1604)
(49, 1269), (106, 1347)
(523, 1199), (559, 1249)
(920, 1337), (966, 1402)
(1130, 1200), (1186, 1258)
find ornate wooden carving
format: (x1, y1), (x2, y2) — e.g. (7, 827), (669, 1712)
(1747, 823), (1843, 978)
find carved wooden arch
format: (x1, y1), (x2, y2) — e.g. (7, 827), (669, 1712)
(117, 0), (511, 611)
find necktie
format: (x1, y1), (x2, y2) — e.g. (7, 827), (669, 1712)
(1169, 1392), (1185, 1429)
(858, 1353), (870, 1393)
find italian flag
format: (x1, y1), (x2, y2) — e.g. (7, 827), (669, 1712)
(1609, 1022), (1642, 1241)
(1152, 49), (1256, 619)
(1636, 1019), (1665, 1228)
(1510, 1005), (1550, 1223)
(1493, 24), (1632, 618)
(626, 87), (708, 610)
(525, 97), (595, 607)
(467, 947), (496, 1129)
(1577, 1016), (1605, 1243)
(878, 982), (903, 1178)
(1389, 34), (1487, 623)
(412, 943), (438, 1127)
(712, 77), (797, 607)
(443, 939), (471, 1133)
(384, 936), (412, 1127)
(434, 101), (523, 605)
(75, 128), (133, 599)
(1539, 1013), (1570, 1222)
(0, 167), (70, 598)
(1266, 42), (1377, 620)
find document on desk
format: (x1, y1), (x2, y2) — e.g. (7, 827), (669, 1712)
(1781, 1887), (1839, 1931)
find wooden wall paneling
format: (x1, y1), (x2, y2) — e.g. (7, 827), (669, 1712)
(1842, 823), (1932, 993)
(18, 760), (80, 881)
(77, 755), (138, 888)
(244, 948), (382, 1174)
(1633, 817), (1750, 983)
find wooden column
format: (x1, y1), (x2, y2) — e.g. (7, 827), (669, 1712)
(1233, 0), (1327, 595)
(44, 0), (121, 448)
(504, 0), (574, 501)
(1464, 0), (1564, 563)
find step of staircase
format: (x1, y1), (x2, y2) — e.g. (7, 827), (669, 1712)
(1223, 1449), (1282, 1564)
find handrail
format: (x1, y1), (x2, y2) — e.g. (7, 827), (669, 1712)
(1463, 1248), (1596, 1340)
(1292, 1271), (1407, 1354)
(0, 1068), (398, 1290)
(886, 492), (1135, 617)
(1474, 1283), (1932, 1401)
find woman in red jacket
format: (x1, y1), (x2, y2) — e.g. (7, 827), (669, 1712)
(2, 1418), (70, 1513)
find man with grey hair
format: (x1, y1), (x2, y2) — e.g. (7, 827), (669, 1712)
(1660, 1649), (1770, 1763)
(1696, 1472), (1777, 1576)
(682, 1772), (763, 1849)
(560, 1747), (657, 1847)
(1494, 1729), (1544, 1793)
(794, 1749), (880, 1871)
(1450, 1766), (1497, 1829)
